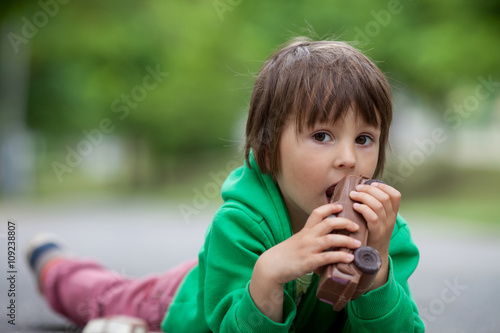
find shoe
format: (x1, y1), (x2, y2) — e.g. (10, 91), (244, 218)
(25, 233), (66, 276)
(82, 315), (158, 333)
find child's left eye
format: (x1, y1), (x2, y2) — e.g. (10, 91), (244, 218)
(355, 135), (373, 145)
(313, 132), (332, 142)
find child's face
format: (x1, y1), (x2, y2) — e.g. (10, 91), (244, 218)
(276, 109), (381, 227)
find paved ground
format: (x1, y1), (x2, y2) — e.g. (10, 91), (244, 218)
(1, 198), (499, 333)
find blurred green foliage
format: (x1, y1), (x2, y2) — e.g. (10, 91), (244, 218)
(396, 164), (500, 225)
(1, 0), (499, 192)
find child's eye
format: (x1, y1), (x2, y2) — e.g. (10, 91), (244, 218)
(355, 135), (373, 145)
(313, 132), (332, 142)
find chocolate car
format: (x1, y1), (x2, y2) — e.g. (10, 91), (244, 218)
(316, 175), (383, 311)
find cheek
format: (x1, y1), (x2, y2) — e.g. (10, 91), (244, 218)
(365, 148), (380, 177)
(278, 154), (317, 190)
(284, 162), (324, 197)
(279, 161), (306, 188)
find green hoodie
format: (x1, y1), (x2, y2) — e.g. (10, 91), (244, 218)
(162, 155), (425, 332)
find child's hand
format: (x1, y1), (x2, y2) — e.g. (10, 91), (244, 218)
(259, 203), (362, 284)
(349, 181), (401, 289)
(249, 203), (360, 322)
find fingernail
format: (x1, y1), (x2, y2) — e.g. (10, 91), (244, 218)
(356, 185), (363, 191)
(354, 239), (362, 246)
(347, 254), (354, 260)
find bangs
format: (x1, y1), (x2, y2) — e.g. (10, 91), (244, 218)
(279, 44), (391, 133)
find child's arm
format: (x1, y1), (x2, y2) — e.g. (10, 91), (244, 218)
(249, 203), (362, 323)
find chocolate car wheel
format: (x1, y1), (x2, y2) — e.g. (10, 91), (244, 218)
(364, 179), (386, 186)
(353, 246), (382, 274)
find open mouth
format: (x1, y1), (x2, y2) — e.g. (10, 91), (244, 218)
(325, 183), (338, 202)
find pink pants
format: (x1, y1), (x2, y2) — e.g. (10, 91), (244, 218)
(40, 258), (198, 331)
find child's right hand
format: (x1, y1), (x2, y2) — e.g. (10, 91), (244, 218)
(249, 203), (361, 322)
(260, 203), (361, 284)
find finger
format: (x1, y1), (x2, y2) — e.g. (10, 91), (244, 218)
(369, 182), (401, 211)
(352, 201), (381, 225)
(319, 233), (361, 252)
(357, 182), (401, 212)
(315, 216), (360, 236)
(315, 249), (355, 268)
(350, 189), (387, 217)
(350, 184), (395, 216)
(369, 181), (400, 197)
(304, 203), (344, 229)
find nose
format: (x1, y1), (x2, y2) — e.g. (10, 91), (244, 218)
(334, 141), (356, 170)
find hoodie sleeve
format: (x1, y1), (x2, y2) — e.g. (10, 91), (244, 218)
(202, 206), (297, 333)
(342, 215), (425, 332)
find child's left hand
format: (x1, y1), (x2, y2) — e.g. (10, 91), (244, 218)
(349, 181), (401, 290)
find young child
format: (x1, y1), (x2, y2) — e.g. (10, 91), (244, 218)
(27, 37), (425, 332)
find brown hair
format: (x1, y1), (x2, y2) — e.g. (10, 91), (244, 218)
(244, 37), (392, 178)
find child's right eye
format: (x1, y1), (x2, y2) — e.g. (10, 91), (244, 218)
(313, 132), (332, 142)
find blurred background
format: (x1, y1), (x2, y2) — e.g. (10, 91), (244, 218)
(0, 0), (499, 332)
(0, 0), (499, 220)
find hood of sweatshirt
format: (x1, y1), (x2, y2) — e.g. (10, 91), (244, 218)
(220, 152), (293, 245)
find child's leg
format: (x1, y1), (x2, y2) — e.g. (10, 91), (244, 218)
(41, 258), (197, 330)
(27, 234), (197, 331)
